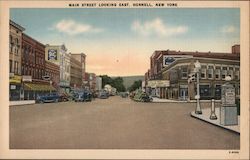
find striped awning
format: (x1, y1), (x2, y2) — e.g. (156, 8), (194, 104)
(24, 83), (56, 91)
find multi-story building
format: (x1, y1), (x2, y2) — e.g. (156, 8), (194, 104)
(21, 33), (55, 100)
(70, 55), (82, 90)
(9, 20), (25, 100)
(45, 61), (60, 88)
(145, 45), (240, 101)
(45, 44), (71, 93)
(71, 53), (86, 87)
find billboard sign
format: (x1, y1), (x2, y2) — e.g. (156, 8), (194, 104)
(45, 46), (60, 62)
(163, 55), (193, 67)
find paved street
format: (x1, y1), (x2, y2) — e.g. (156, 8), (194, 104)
(10, 96), (239, 149)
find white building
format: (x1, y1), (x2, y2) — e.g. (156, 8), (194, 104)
(95, 76), (102, 91)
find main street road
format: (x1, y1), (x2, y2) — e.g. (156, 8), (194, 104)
(10, 96), (239, 149)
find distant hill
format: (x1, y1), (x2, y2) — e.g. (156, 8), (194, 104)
(112, 75), (144, 90)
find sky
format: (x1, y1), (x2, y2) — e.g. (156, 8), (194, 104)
(10, 8), (240, 76)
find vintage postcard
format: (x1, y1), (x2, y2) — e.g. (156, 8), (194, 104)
(0, 0), (249, 159)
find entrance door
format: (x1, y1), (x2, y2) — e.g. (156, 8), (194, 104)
(180, 88), (188, 100)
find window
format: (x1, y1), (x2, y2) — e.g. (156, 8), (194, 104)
(181, 66), (188, 79)
(14, 61), (18, 74)
(208, 66), (214, 79)
(201, 65), (207, 79)
(215, 66), (221, 80)
(235, 67), (240, 80)
(215, 85), (221, 99)
(9, 60), (13, 73)
(228, 67), (234, 80)
(221, 66), (227, 80)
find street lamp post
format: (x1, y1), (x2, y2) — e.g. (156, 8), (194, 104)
(194, 60), (202, 114)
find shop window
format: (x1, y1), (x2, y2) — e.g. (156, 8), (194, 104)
(214, 85), (221, 99)
(200, 85), (211, 99)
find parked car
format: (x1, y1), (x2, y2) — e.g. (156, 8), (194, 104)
(140, 93), (153, 102)
(36, 93), (60, 103)
(98, 90), (109, 99)
(74, 91), (92, 102)
(59, 93), (69, 102)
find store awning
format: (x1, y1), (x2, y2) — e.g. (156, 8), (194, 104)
(24, 83), (56, 91)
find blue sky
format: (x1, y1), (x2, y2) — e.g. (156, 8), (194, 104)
(10, 8), (240, 76)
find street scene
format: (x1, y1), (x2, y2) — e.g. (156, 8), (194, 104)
(9, 8), (240, 149)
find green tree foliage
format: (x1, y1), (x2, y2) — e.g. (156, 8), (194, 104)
(128, 80), (142, 92)
(99, 75), (126, 92)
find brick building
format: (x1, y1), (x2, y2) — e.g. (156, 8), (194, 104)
(145, 45), (240, 100)
(45, 61), (60, 88)
(70, 55), (82, 90)
(21, 33), (55, 100)
(71, 53), (86, 87)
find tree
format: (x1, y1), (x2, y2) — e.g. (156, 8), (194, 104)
(99, 75), (126, 92)
(100, 75), (113, 88)
(128, 80), (142, 92)
(112, 77), (126, 92)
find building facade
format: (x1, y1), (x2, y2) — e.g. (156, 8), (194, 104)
(45, 44), (71, 93)
(45, 61), (60, 88)
(21, 33), (55, 100)
(145, 46), (240, 101)
(70, 55), (82, 90)
(71, 53), (86, 87)
(9, 20), (25, 100)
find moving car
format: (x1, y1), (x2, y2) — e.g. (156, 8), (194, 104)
(36, 93), (60, 103)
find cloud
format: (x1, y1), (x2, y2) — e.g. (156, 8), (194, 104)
(221, 25), (236, 33)
(131, 18), (188, 37)
(52, 19), (103, 35)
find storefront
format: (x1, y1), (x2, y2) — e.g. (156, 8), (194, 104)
(23, 82), (56, 100)
(9, 75), (22, 101)
(147, 80), (170, 98)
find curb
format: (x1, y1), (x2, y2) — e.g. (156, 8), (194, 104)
(190, 112), (240, 134)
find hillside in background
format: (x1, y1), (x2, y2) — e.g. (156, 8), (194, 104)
(112, 75), (144, 90)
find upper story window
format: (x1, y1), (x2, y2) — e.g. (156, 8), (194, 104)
(215, 66), (221, 80)
(208, 65), (214, 79)
(200, 65), (207, 79)
(228, 67), (234, 80)
(181, 66), (188, 79)
(221, 66), (228, 80)
(235, 67), (240, 80)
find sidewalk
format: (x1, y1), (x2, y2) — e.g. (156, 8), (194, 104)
(152, 97), (221, 103)
(190, 108), (240, 134)
(10, 100), (36, 106)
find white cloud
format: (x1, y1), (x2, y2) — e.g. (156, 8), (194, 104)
(131, 18), (188, 37)
(52, 19), (103, 35)
(221, 25), (236, 33)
